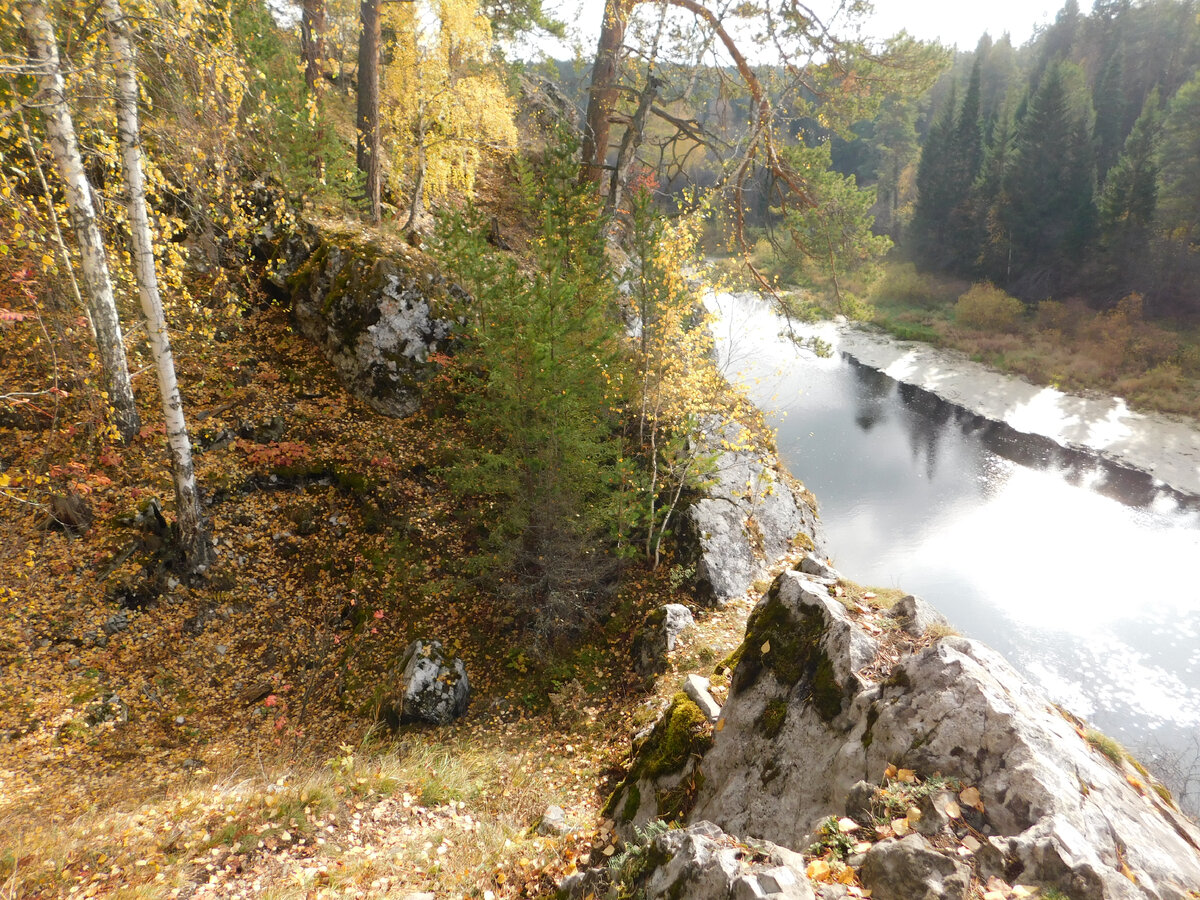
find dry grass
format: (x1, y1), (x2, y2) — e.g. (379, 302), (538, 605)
(870, 264), (1200, 419)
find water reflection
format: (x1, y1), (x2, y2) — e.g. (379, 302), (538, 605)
(710, 292), (1200, 807)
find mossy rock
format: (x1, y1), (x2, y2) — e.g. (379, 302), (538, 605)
(728, 581), (845, 723)
(630, 693), (714, 782)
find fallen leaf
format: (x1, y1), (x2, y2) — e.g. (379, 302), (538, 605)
(983, 893), (1007, 900)
(897, 768), (917, 783)
(962, 835), (982, 853)
(602, 845), (616, 857)
(884, 764), (898, 779)
(944, 800), (962, 818)
(891, 817), (910, 836)
(852, 841), (873, 853)
(806, 859), (831, 881)
(1012, 886), (1037, 898)
(838, 866), (857, 885)
(836, 817), (861, 832)
(906, 806), (922, 823)
(959, 786), (983, 810)
(761, 640), (771, 654)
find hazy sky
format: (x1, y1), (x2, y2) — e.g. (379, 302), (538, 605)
(539, 0), (1068, 54)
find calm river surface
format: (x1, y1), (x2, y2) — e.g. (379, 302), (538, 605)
(710, 292), (1200, 793)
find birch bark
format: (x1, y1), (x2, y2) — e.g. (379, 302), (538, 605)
(101, 0), (213, 573)
(19, 0), (140, 443)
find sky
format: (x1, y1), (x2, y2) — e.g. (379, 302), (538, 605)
(538, 0), (1069, 55)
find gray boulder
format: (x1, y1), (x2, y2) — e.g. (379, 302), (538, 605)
(288, 235), (454, 418)
(686, 421), (823, 605)
(389, 640), (469, 726)
(886, 594), (952, 638)
(859, 835), (970, 900)
(687, 569), (1200, 899)
(614, 822), (815, 900)
(633, 604), (696, 680)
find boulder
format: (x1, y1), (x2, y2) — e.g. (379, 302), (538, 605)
(858, 835), (970, 900)
(537, 804), (569, 836)
(621, 822), (815, 900)
(388, 640), (469, 726)
(685, 569), (1200, 899)
(287, 233), (455, 418)
(685, 421), (822, 605)
(633, 604), (696, 679)
(886, 594), (952, 638)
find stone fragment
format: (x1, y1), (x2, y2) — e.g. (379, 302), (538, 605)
(886, 594), (951, 638)
(684, 674), (722, 722)
(859, 834), (971, 900)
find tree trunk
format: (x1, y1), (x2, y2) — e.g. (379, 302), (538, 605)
(300, 0), (327, 91)
(102, 0), (213, 574)
(19, 0), (140, 443)
(357, 0), (382, 223)
(581, 0), (627, 188)
(605, 73), (662, 226)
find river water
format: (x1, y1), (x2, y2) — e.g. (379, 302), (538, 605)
(710, 292), (1200, 800)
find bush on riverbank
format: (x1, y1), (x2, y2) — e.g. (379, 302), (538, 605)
(866, 262), (1200, 418)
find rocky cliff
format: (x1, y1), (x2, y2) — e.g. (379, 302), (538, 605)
(588, 565), (1200, 899)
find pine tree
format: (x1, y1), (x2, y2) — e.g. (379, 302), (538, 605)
(911, 85), (957, 266)
(1099, 88), (1161, 249)
(1003, 62), (1096, 288)
(1157, 70), (1200, 246)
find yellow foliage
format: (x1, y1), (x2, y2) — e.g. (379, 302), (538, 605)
(384, 0), (516, 209)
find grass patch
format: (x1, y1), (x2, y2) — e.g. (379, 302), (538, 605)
(1084, 728), (1125, 766)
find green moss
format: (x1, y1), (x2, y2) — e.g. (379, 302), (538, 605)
(758, 698), (789, 738)
(792, 530), (815, 553)
(728, 583), (845, 723)
(884, 667), (912, 691)
(630, 693), (713, 781)
(621, 783), (642, 823)
(861, 704), (879, 749)
(1152, 783), (1174, 806)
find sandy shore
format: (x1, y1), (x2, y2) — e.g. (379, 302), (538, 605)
(823, 320), (1200, 499)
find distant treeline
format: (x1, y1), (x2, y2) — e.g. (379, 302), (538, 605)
(841, 0), (1200, 318)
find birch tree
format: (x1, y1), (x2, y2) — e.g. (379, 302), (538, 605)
(101, 0), (213, 573)
(18, 0), (141, 443)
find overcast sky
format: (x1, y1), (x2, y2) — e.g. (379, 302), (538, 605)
(536, 0), (1069, 56)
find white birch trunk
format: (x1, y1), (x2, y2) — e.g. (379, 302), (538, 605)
(19, 0), (140, 443)
(101, 0), (212, 573)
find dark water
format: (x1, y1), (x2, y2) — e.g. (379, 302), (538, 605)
(711, 293), (1200, 799)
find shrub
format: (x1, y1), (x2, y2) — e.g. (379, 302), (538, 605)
(954, 283), (1026, 333)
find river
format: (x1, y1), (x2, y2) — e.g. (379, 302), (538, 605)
(710, 292), (1200, 806)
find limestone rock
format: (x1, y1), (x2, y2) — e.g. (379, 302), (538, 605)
(859, 835), (970, 900)
(797, 554), (839, 582)
(537, 804), (569, 836)
(634, 822), (815, 900)
(886, 594), (951, 638)
(288, 234), (454, 418)
(387, 640), (469, 726)
(686, 569), (1200, 899)
(633, 604), (695, 679)
(685, 421), (823, 605)
(684, 674), (722, 722)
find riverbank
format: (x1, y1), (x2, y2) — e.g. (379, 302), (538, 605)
(813, 317), (1200, 499)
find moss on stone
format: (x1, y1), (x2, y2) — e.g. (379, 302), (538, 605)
(728, 581), (845, 723)
(862, 704), (879, 749)
(758, 698), (789, 738)
(621, 783), (642, 823)
(630, 693), (713, 781)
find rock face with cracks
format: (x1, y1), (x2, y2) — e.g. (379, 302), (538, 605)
(285, 232), (455, 418)
(688, 569), (1200, 899)
(685, 422), (823, 605)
